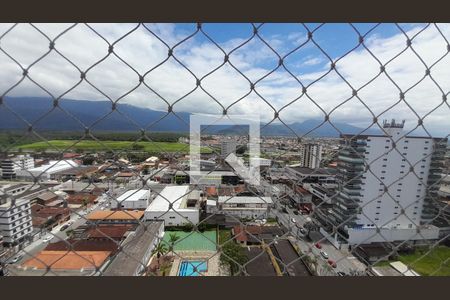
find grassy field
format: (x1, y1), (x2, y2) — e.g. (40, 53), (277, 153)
(16, 140), (212, 154)
(397, 246), (450, 276)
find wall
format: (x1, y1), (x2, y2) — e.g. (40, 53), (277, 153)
(347, 226), (439, 245)
(144, 209), (199, 226)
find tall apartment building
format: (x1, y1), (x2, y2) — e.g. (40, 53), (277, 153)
(329, 120), (446, 245)
(1, 155), (34, 179)
(221, 139), (236, 158)
(0, 197), (33, 245)
(299, 143), (322, 169)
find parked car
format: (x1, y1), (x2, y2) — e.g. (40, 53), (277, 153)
(337, 271), (346, 276)
(282, 208), (288, 213)
(293, 210), (299, 215)
(9, 253), (24, 264)
(327, 259), (337, 268)
(60, 224), (69, 231)
(291, 218), (296, 223)
(42, 236), (53, 243)
(320, 251), (329, 259)
(300, 228), (307, 235)
(315, 242), (322, 249)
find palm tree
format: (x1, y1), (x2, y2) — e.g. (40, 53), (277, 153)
(168, 233), (180, 255)
(152, 243), (168, 269)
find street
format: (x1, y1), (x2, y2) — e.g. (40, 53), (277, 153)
(271, 203), (367, 275)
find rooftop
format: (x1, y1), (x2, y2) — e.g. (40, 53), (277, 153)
(116, 189), (149, 202)
(27, 160), (79, 174)
(218, 196), (273, 204)
(87, 210), (144, 221)
(288, 166), (337, 176)
(145, 185), (196, 212)
(22, 250), (111, 270)
(103, 222), (163, 276)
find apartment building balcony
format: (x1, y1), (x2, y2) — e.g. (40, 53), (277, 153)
(338, 155), (365, 164)
(342, 186), (362, 195)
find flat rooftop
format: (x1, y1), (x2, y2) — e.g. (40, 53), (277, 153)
(218, 196), (273, 204)
(117, 189), (149, 202)
(288, 166), (337, 176)
(103, 221), (163, 276)
(145, 185), (195, 212)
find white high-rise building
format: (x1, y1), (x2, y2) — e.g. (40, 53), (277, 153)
(0, 197), (33, 245)
(1, 155), (34, 179)
(221, 139), (236, 158)
(300, 143), (322, 169)
(329, 120), (446, 245)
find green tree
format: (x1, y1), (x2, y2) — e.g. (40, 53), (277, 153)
(152, 243), (168, 270)
(220, 241), (248, 275)
(168, 233), (180, 254)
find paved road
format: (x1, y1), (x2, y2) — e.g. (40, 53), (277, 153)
(271, 204), (367, 275)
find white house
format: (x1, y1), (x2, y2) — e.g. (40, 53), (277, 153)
(111, 189), (151, 210)
(144, 185), (200, 226)
(217, 196), (273, 219)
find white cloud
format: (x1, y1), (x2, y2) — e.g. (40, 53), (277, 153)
(0, 23), (449, 136)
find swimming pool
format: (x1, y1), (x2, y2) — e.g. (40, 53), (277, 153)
(178, 260), (207, 276)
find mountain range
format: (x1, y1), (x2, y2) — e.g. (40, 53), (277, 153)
(0, 97), (379, 137)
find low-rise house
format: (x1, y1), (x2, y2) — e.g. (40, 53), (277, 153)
(144, 185), (200, 226)
(217, 196), (273, 219)
(111, 189), (150, 210)
(31, 204), (71, 229)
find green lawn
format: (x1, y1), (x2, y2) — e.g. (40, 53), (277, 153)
(397, 246), (450, 276)
(218, 229), (232, 245)
(16, 140), (211, 154)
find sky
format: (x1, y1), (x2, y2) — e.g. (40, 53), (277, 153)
(0, 23), (449, 136)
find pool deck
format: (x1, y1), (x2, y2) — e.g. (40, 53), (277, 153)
(169, 251), (228, 276)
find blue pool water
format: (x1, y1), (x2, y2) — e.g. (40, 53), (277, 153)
(178, 261), (207, 276)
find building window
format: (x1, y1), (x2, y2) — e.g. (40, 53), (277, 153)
(381, 171), (386, 174)
(405, 140), (409, 143)
(385, 146), (389, 149)
(404, 146), (408, 149)
(382, 165), (387, 167)
(424, 147), (428, 150)
(381, 177), (385, 179)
